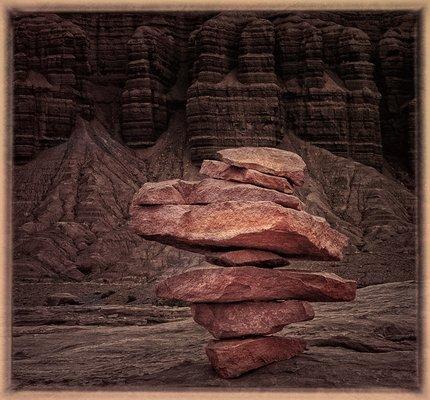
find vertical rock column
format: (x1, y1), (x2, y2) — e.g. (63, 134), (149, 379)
(129, 146), (356, 378)
(338, 27), (383, 169)
(121, 26), (179, 147)
(186, 16), (283, 163)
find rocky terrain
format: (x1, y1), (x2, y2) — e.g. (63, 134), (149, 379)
(11, 11), (419, 389)
(12, 281), (418, 389)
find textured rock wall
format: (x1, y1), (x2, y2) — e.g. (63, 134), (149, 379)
(378, 14), (417, 170)
(12, 11), (418, 174)
(187, 15), (283, 162)
(185, 11), (417, 171)
(121, 26), (178, 147)
(185, 12), (389, 169)
(13, 14), (93, 163)
(273, 15), (382, 169)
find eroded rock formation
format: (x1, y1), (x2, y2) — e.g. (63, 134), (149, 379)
(130, 147), (356, 378)
(11, 11), (417, 304)
(10, 11), (418, 388)
(12, 11), (417, 176)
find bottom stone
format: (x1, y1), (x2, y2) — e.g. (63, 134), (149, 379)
(205, 336), (306, 379)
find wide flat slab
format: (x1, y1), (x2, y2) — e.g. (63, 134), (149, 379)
(130, 200), (348, 260)
(192, 300), (314, 338)
(156, 266), (356, 303)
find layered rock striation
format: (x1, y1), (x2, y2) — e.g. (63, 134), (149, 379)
(130, 146), (356, 378)
(12, 11), (418, 178)
(186, 15), (283, 163)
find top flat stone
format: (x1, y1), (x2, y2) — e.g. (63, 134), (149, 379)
(217, 147), (306, 186)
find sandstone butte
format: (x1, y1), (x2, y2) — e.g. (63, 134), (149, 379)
(130, 200), (348, 260)
(132, 178), (303, 209)
(191, 300), (314, 338)
(205, 336), (307, 379)
(155, 267), (357, 303)
(206, 249), (290, 268)
(217, 147), (306, 187)
(200, 159), (295, 193)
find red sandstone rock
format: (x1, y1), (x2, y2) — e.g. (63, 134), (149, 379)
(200, 160), (294, 193)
(155, 266), (357, 303)
(217, 147), (306, 186)
(206, 249), (290, 268)
(130, 200), (348, 260)
(191, 300), (314, 338)
(132, 178), (303, 209)
(205, 336), (306, 378)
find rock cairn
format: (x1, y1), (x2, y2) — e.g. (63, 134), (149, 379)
(130, 146), (356, 379)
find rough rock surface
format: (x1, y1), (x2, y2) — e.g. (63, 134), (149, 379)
(217, 147), (306, 186)
(132, 178), (303, 209)
(184, 12), (417, 173)
(191, 300), (314, 338)
(378, 14), (417, 174)
(11, 282), (417, 389)
(46, 293), (82, 306)
(131, 201), (349, 260)
(200, 159), (295, 193)
(206, 336), (307, 378)
(121, 25), (179, 147)
(156, 267), (356, 303)
(14, 305), (191, 326)
(206, 249), (290, 268)
(135, 147), (352, 378)
(10, 9), (419, 388)
(12, 11), (417, 176)
(11, 104), (416, 295)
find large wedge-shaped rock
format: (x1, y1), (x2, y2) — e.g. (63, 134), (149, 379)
(206, 249), (290, 268)
(191, 300), (314, 338)
(132, 178), (303, 210)
(200, 160), (294, 193)
(155, 266), (357, 302)
(206, 336), (306, 378)
(218, 147), (306, 186)
(130, 201), (348, 260)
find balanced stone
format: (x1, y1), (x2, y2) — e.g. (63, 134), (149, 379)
(205, 336), (307, 378)
(128, 146), (358, 380)
(155, 266), (357, 303)
(217, 147), (306, 186)
(132, 178), (303, 209)
(206, 249), (290, 268)
(200, 159), (294, 193)
(130, 201), (348, 260)
(191, 300), (314, 338)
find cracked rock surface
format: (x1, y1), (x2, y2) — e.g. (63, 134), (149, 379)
(12, 281), (418, 389)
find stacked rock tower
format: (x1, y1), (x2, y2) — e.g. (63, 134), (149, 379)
(130, 147), (356, 379)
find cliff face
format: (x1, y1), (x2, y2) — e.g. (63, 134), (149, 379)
(11, 11), (418, 302)
(12, 11), (417, 174)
